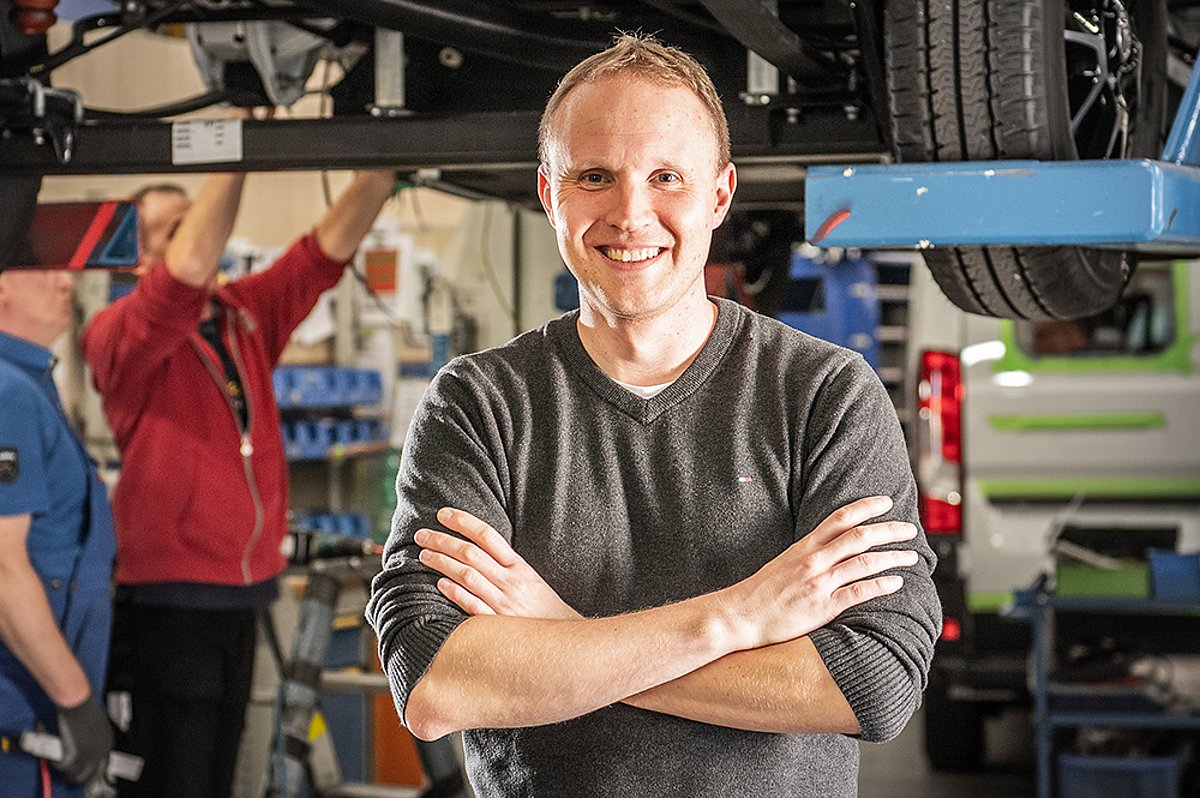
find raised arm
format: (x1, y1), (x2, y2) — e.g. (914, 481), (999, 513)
(82, 173), (245, 414)
(163, 173), (245, 288)
(228, 170), (397, 362)
(312, 171), (396, 262)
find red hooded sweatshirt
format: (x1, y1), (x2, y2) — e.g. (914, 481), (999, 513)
(82, 234), (347, 586)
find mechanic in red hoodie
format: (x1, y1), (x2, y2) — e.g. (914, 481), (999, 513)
(81, 169), (396, 798)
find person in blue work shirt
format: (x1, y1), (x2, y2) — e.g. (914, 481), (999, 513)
(0, 267), (117, 796)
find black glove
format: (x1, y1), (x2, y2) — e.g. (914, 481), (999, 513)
(55, 692), (113, 784)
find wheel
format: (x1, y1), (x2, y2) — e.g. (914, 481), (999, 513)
(923, 670), (986, 772)
(885, 0), (1168, 320)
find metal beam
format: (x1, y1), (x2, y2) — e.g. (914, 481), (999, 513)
(0, 106), (883, 180)
(0, 113), (539, 175)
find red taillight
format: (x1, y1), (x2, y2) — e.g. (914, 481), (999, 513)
(916, 349), (963, 535)
(918, 350), (962, 464)
(921, 496), (962, 533)
(941, 616), (962, 642)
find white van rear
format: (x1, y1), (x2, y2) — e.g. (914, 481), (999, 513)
(906, 260), (1200, 770)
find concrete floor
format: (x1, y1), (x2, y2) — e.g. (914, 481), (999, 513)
(859, 705), (1036, 797)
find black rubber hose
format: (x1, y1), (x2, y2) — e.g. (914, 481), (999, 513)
(83, 89), (233, 120)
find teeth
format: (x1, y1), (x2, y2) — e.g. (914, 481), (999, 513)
(601, 247), (662, 263)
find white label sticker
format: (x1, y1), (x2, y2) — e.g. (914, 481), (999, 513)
(171, 119), (243, 165)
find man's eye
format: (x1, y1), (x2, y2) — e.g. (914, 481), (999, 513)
(581, 173), (605, 184)
(654, 173), (680, 184)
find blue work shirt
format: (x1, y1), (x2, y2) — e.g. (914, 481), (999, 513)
(0, 332), (90, 574)
(0, 330), (116, 796)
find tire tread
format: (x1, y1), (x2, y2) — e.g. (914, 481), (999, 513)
(883, 0), (1161, 319)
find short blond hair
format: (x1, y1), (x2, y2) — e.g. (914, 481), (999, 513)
(538, 32), (731, 170)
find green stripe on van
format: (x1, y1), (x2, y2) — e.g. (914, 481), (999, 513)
(966, 592), (1013, 613)
(994, 262), (1195, 375)
(979, 477), (1200, 500)
(988, 412), (1166, 431)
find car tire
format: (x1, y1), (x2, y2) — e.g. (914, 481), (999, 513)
(923, 670), (986, 772)
(884, 0), (1167, 320)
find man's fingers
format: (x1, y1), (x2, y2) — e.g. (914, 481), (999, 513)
(437, 507), (520, 567)
(822, 520), (918, 566)
(807, 495), (894, 545)
(416, 527), (508, 582)
(829, 549), (919, 587)
(831, 574), (906, 611)
(437, 577), (497, 616)
(419, 548), (503, 607)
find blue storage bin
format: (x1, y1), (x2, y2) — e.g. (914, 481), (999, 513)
(275, 365), (382, 408)
(1058, 754), (1180, 798)
(272, 370), (289, 403)
(331, 419), (353, 445)
(1149, 550), (1200, 602)
(356, 418), (384, 443)
(296, 512), (370, 538)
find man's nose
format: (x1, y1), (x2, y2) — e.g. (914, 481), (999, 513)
(604, 180), (655, 231)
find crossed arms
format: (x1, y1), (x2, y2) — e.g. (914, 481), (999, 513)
(404, 499), (918, 741)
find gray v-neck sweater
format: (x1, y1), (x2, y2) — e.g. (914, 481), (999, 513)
(368, 298), (940, 797)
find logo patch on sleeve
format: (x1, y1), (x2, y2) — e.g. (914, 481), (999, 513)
(0, 447), (18, 484)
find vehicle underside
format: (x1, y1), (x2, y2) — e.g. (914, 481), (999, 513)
(4, 0), (1200, 318)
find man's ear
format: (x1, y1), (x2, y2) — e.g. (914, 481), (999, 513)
(711, 162), (737, 229)
(536, 166), (557, 229)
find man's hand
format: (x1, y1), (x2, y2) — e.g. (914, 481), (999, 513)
(55, 692), (113, 784)
(723, 495), (918, 651)
(415, 507), (580, 621)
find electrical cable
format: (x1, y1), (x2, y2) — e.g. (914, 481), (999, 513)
(406, 186), (428, 234)
(83, 89), (233, 120)
(348, 264), (407, 326)
(478, 202), (517, 324)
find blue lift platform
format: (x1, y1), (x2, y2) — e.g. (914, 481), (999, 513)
(805, 52), (1200, 252)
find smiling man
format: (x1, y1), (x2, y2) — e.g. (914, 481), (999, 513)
(367, 33), (940, 798)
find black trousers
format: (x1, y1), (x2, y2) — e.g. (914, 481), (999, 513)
(107, 601), (257, 798)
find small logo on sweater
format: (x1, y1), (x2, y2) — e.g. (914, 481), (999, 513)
(0, 447), (18, 484)
(737, 473), (754, 484)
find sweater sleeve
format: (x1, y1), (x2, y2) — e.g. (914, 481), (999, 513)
(228, 233), (348, 365)
(797, 355), (942, 743)
(365, 363), (512, 724)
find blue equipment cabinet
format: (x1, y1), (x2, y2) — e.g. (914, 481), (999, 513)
(777, 250), (880, 371)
